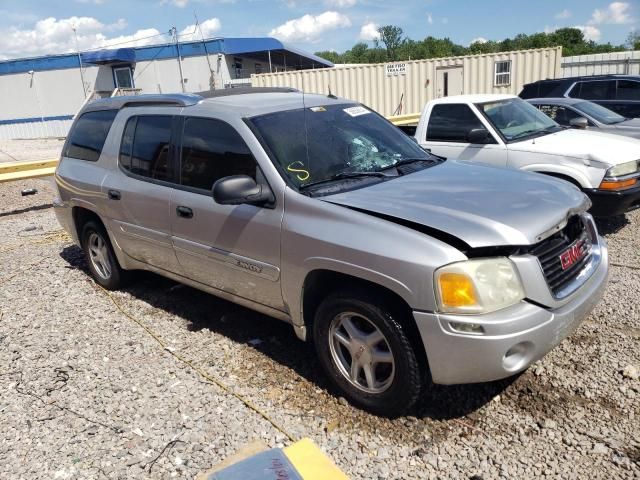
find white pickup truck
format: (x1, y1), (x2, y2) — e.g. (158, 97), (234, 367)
(414, 94), (640, 216)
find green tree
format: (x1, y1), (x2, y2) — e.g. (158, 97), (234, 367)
(377, 25), (404, 61)
(627, 31), (640, 50)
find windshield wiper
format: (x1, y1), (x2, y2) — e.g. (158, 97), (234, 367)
(299, 171), (392, 190)
(509, 126), (557, 140)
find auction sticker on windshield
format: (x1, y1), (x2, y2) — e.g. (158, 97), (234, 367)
(343, 106), (370, 117)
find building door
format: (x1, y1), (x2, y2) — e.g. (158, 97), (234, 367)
(436, 66), (463, 98)
(113, 66), (134, 89)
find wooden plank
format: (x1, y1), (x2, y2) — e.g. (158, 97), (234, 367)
(0, 159), (58, 183)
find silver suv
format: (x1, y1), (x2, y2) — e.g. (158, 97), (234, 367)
(54, 88), (609, 416)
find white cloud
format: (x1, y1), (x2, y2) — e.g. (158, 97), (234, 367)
(0, 16), (222, 60)
(574, 25), (602, 41)
(470, 37), (488, 44)
(359, 22), (380, 41)
(554, 9), (571, 19)
(76, 0), (106, 4)
(325, 0), (357, 7)
(427, 13), (433, 25)
(179, 18), (222, 40)
(269, 11), (351, 42)
(162, 0), (189, 6)
(589, 2), (633, 24)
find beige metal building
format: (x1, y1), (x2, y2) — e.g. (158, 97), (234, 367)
(252, 47), (562, 117)
(561, 50), (640, 77)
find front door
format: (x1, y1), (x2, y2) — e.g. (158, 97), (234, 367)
(169, 116), (285, 311)
(420, 103), (508, 167)
(436, 66), (463, 98)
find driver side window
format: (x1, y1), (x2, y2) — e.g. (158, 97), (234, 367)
(179, 117), (258, 192)
(426, 104), (492, 143)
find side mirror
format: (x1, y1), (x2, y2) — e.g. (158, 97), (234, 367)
(212, 175), (274, 206)
(569, 117), (589, 129)
(467, 128), (492, 144)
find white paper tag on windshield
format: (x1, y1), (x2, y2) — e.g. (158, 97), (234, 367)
(343, 106), (370, 117)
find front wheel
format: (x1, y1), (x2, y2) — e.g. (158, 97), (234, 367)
(313, 291), (422, 417)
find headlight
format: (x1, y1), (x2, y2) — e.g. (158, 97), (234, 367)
(434, 258), (525, 314)
(607, 160), (640, 178)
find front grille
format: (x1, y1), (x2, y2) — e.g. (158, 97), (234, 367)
(529, 215), (592, 296)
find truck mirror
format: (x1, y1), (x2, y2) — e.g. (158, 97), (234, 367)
(467, 128), (491, 144)
(569, 117), (589, 129)
(212, 175), (274, 207)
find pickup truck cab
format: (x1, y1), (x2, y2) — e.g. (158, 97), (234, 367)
(415, 94), (640, 216)
(54, 89), (608, 416)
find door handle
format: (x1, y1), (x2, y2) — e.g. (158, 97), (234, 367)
(108, 189), (121, 200)
(176, 206), (193, 218)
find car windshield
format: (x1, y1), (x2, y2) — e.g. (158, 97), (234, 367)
(574, 101), (626, 125)
(249, 103), (436, 192)
(476, 98), (560, 142)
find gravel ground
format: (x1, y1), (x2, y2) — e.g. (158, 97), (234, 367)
(0, 180), (638, 479)
(0, 138), (63, 163)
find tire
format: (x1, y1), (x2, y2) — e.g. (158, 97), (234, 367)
(80, 220), (127, 290)
(312, 290), (422, 417)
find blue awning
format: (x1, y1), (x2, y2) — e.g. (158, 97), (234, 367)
(81, 48), (136, 65)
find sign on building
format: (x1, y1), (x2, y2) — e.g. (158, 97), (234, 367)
(385, 62), (407, 76)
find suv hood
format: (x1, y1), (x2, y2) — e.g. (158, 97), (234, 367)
(323, 161), (589, 249)
(507, 128), (640, 166)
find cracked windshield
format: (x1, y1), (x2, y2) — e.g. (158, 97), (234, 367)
(250, 103), (432, 188)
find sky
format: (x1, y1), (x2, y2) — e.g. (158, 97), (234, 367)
(0, 0), (637, 60)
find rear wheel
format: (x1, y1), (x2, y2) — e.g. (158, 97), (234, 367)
(313, 291), (422, 417)
(81, 220), (127, 290)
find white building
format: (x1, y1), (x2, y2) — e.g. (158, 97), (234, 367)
(0, 37), (332, 140)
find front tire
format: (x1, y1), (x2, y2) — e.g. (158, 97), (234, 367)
(313, 291), (422, 417)
(81, 220), (126, 290)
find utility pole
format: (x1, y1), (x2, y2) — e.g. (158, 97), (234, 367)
(172, 26), (186, 93)
(72, 26), (88, 98)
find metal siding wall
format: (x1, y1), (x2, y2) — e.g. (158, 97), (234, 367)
(0, 119), (72, 140)
(252, 47), (561, 116)
(561, 51), (640, 77)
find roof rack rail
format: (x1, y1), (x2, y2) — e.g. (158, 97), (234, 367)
(82, 93), (203, 113)
(195, 87), (300, 98)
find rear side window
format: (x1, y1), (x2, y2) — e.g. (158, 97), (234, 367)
(617, 80), (640, 101)
(426, 104), (486, 142)
(519, 82), (559, 99)
(179, 117), (257, 191)
(119, 115), (174, 182)
(570, 81), (614, 100)
(64, 110), (117, 161)
(536, 104), (582, 126)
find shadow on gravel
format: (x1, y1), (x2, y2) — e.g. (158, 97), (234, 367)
(60, 244), (514, 421)
(595, 214), (630, 235)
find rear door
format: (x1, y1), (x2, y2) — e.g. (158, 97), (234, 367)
(101, 110), (181, 273)
(420, 103), (508, 167)
(169, 116), (285, 311)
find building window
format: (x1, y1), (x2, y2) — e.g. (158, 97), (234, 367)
(494, 60), (511, 87)
(255, 63), (263, 74)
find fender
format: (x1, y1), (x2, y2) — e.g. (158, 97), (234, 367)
(519, 164), (594, 189)
(287, 257), (416, 333)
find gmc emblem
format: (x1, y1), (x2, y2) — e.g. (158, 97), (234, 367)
(559, 239), (588, 270)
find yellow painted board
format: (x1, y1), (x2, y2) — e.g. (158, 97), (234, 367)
(387, 113), (421, 126)
(284, 438), (349, 480)
(0, 166), (57, 183)
(0, 159), (58, 174)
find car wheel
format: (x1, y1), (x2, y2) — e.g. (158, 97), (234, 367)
(81, 220), (126, 290)
(313, 291), (422, 417)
